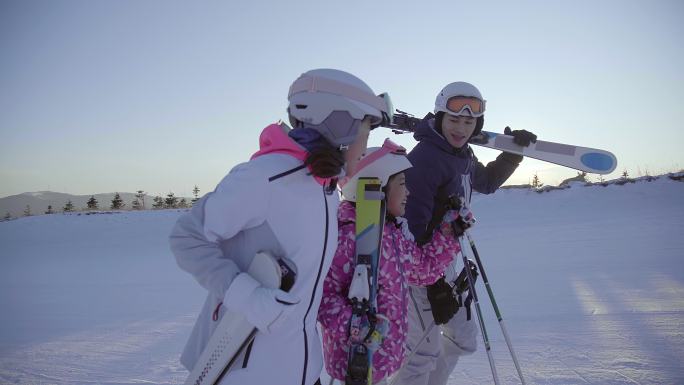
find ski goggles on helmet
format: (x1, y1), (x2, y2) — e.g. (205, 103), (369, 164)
(350, 138), (407, 176)
(373, 92), (394, 129)
(382, 137), (407, 155)
(445, 96), (485, 117)
(338, 138), (411, 201)
(288, 75), (394, 128)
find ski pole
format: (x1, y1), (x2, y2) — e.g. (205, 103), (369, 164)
(387, 268), (468, 385)
(387, 308), (437, 385)
(463, 229), (526, 385)
(455, 232), (500, 385)
(389, 246), (499, 385)
(388, 254), (480, 385)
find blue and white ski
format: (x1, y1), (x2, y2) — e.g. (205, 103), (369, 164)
(390, 112), (618, 174)
(471, 130), (617, 174)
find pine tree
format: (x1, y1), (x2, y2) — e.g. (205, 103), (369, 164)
(531, 173), (543, 188)
(45, 205), (54, 214)
(63, 200), (75, 212)
(132, 199), (142, 210)
(110, 193), (125, 210)
(135, 190), (146, 210)
(152, 195), (165, 209)
(87, 196), (99, 210)
(192, 185), (200, 204)
(560, 171), (588, 187)
(165, 192), (178, 209)
(3, 212), (11, 221)
(622, 169), (629, 179)
(577, 171), (587, 181)
(23, 205), (32, 217)
(178, 198), (189, 208)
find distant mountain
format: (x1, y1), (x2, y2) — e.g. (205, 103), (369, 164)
(0, 191), (192, 218)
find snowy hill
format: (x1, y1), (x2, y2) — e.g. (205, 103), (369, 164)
(0, 191), (193, 218)
(0, 191), (144, 217)
(0, 178), (682, 385)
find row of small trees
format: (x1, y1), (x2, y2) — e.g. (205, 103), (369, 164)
(3, 186), (202, 220)
(3, 169), (665, 220)
(530, 170), (632, 189)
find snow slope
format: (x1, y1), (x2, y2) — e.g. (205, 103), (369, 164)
(0, 192), (195, 219)
(0, 178), (682, 385)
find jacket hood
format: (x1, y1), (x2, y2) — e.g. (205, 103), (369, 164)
(251, 122), (334, 186)
(251, 123), (308, 161)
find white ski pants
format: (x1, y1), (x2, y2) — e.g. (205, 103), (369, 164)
(394, 285), (478, 385)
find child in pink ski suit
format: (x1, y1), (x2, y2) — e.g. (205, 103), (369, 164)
(318, 139), (459, 384)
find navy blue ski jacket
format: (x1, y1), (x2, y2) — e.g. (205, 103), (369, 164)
(405, 114), (522, 242)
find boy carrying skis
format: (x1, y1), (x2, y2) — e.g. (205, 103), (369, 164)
(395, 82), (536, 385)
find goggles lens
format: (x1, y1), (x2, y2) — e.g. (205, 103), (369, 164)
(446, 96), (484, 116)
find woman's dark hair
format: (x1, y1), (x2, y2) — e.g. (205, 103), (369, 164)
(304, 143), (345, 178)
(435, 111), (446, 135)
(289, 116), (346, 178)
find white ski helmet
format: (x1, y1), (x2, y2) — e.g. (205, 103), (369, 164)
(339, 138), (412, 202)
(288, 69), (393, 148)
(434, 81), (486, 118)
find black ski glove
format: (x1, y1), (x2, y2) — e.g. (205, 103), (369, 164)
(500, 151), (524, 165)
(504, 126), (537, 147)
(426, 277), (460, 325)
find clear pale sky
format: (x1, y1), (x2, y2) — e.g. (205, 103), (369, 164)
(1, 0), (683, 198)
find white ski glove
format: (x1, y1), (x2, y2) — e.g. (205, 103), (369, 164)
(223, 272), (300, 333)
(395, 217), (415, 242)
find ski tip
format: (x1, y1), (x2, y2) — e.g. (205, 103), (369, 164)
(580, 152), (617, 174)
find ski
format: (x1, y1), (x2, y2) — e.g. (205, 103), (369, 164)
(471, 130), (617, 174)
(346, 177), (386, 385)
(390, 111), (617, 174)
(184, 252), (295, 385)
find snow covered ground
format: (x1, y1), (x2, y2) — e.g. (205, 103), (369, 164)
(1, 178), (682, 385)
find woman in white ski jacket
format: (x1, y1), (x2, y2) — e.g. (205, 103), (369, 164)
(169, 69), (393, 385)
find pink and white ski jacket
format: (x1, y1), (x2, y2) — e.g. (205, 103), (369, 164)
(317, 200), (459, 383)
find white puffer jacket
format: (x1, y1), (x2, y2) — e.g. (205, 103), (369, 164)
(170, 123), (339, 385)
